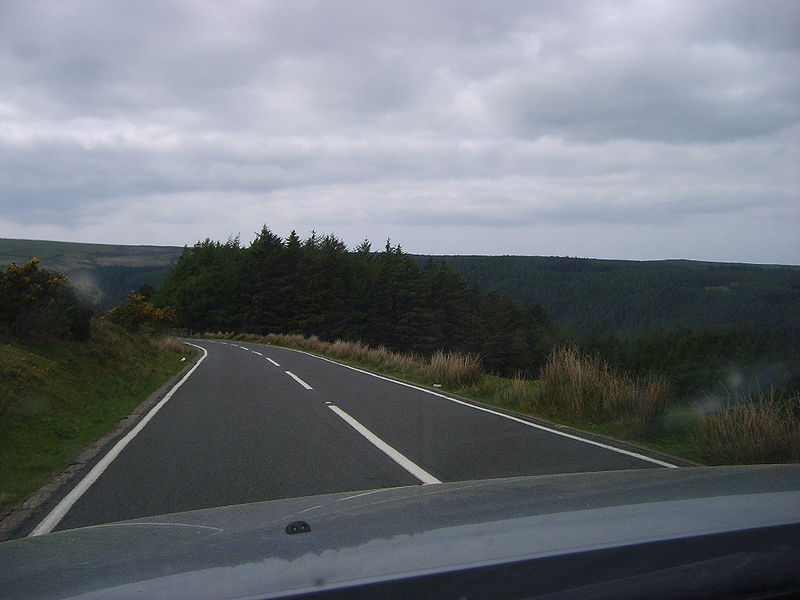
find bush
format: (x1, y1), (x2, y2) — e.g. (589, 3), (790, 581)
(0, 258), (92, 340)
(105, 292), (176, 334)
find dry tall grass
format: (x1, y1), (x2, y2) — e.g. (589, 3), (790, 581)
(536, 346), (670, 434)
(426, 350), (483, 388)
(694, 389), (800, 464)
(147, 335), (185, 353)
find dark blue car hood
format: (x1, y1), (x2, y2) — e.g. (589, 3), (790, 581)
(2, 465), (799, 599)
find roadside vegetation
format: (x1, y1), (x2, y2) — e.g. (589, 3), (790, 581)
(693, 388), (800, 464)
(534, 346), (670, 437)
(0, 260), (190, 520)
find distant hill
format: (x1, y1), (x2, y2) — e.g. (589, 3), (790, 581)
(0, 238), (183, 309)
(420, 255), (800, 338)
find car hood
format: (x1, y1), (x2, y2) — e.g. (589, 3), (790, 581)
(2, 465), (800, 599)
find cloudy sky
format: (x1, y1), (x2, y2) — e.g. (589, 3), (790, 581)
(1, 0), (798, 263)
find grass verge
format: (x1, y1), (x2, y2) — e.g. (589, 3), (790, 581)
(0, 320), (192, 519)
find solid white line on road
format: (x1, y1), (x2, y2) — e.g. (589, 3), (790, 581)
(286, 370), (313, 390)
(328, 404), (441, 485)
(287, 349), (679, 469)
(266, 358), (280, 367)
(29, 342), (210, 536)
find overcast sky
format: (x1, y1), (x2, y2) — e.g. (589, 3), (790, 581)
(1, 1), (798, 263)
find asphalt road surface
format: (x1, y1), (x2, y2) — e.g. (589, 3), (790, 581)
(35, 340), (677, 533)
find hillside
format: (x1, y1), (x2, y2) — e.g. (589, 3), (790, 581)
(423, 255), (800, 337)
(0, 320), (189, 523)
(0, 239), (183, 309)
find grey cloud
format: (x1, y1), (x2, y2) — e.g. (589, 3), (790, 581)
(0, 0), (797, 263)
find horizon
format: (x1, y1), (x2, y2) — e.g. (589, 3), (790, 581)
(3, 235), (799, 268)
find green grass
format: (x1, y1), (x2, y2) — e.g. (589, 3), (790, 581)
(0, 320), (192, 518)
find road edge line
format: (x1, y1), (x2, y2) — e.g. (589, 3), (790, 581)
(28, 342), (209, 536)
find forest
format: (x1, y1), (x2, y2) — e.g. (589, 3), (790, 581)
(154, 228), (557, 376)
(432, 255), (800, 398)
(430, 255), (800, 337)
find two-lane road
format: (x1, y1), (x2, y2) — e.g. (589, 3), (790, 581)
(33, 339), (677, 534)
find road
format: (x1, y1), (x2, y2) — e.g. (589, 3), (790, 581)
(33, 339), (677, 533)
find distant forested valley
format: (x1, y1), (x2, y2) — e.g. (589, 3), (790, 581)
(422, 255), (800, 398)
(428, 255), (800, 336)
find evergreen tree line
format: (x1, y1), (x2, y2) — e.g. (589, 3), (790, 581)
(154, 227), (557, 375)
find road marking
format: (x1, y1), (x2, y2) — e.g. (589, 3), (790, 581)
(285, 349), (679, 469)
(238, 345), (249, 350)
(29, 342), (210, 536)
(286, 371), (313, 390)
(299, 504), (323, 514)
(266, 357), (280, 367)
(251, 351), (263, 356)
(327, 404), (441, 485)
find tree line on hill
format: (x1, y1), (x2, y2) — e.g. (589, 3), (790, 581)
(154, 227), (557, 375)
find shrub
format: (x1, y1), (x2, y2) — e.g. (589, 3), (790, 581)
(105, 292), (175, 333)
(0, 258), (92, 340)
